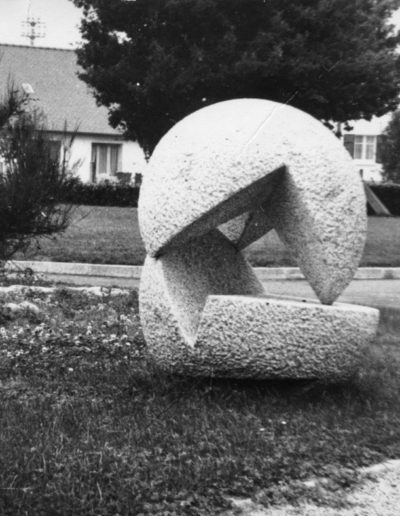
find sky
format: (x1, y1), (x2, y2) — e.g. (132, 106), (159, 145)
(0, 0), (83, 48)
(0, 0), (400, 50)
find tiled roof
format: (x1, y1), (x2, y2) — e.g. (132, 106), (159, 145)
(0, 44), (120, 135)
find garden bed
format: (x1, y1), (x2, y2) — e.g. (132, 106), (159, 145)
(0, 284), (399, 514)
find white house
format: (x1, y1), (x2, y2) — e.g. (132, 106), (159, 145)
(0, 44), (146, 183)
(342, 114), (392, 183)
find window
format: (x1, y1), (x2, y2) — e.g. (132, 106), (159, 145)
(365, 136), (376, 160)
(346, 135), (377, 161)
(91, 143), (122, 180)
(48, 140), (62, 162)
(353, 136), (364, 159)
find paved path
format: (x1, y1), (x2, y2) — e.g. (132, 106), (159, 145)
(36, 273), (400, 310)
(6, 261), (400, 309)
(261, 279), (400, 310)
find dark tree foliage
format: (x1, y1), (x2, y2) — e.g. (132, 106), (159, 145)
(0, 87), (74, 260)
(72, 0), (400, 155)
(381, 110), (400, 183)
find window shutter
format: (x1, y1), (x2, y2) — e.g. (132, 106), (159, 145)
(343, 134), (355, 158)
(375, 135), (385, 164)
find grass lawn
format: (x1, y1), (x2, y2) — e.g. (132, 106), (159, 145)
(0, 286), (399, 514)
(19, 207), (400, 267)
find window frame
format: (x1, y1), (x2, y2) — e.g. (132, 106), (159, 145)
(91, 143), (122, 180)
(353, 135), (377, 161)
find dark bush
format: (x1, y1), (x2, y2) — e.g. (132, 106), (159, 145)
(60, 178), (400, 215)
(368, 183), (400, 216)
(59, 177), (140, 207)
(59, 177), (400, 215)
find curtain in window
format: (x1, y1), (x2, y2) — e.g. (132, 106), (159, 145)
(92, 143), (121, 179)
(365, 136), (375, 160)
(110, 145), (119, 176)
(354, 136), (364, 160)
(99, 145), (108, 175)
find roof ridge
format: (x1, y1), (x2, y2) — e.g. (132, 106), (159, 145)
(0, 43), (76, 52)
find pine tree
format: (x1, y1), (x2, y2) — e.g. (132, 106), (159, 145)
(0, 86), (74, 260)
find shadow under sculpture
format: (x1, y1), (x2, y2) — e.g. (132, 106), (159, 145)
(138, 99), (379, 379)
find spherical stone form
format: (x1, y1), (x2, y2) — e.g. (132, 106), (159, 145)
(138, 98), (367, 305)
(138, 98), (378, 380)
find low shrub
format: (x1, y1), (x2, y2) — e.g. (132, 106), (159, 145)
(368, 182), (400, 216)
(58, 177), (140, 207)
(59, 177), (400, 214)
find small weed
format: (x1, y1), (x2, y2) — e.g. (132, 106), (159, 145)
(0, 263), (51, 287)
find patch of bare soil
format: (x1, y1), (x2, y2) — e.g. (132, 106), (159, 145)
(226, 460), (400, 516)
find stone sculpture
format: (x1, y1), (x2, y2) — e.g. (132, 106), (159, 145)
(138, 98), (379, 379)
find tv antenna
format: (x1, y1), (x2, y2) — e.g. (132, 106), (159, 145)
(21, 17), (46, 46)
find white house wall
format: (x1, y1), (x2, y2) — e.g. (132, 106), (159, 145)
(52, 132), (147, 183)
(348, 114), (391, 136)
(343, 114), (391, 183)
(121, 139), (148, 179)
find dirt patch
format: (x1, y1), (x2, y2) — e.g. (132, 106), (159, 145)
(226, 460), (400, 516)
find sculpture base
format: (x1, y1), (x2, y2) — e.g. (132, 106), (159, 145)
(140, 288), (379, 380)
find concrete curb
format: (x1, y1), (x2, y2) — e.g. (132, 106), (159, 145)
(4, 260), (400, 281)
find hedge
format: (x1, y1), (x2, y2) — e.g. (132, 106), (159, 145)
(59, 178), (400, 216)
(368, 182), (400, 216)
(59, 178), (140, 207)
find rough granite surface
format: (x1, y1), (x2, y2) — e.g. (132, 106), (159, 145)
(138, 98), (366, 305)
(139, 230), (379, 379)
(138, 98), (374, 378)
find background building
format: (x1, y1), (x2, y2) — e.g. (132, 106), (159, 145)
(0, 43), (395, 185)
(342, 114), (391, 183)
(0, 44), (146, 183)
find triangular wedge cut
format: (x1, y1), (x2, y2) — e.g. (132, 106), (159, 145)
(139, 98), (367, 304)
